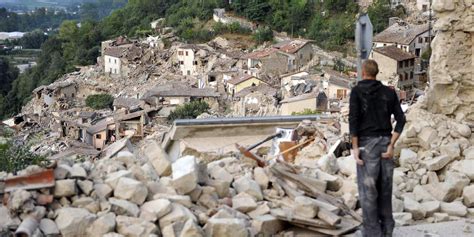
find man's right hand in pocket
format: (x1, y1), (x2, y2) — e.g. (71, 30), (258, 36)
(352, 147), (364, 165)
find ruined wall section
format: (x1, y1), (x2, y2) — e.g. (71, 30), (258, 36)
(426, 0), (473, 121)
(397, 1), (473, 155)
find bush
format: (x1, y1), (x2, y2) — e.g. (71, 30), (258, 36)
(85, 93), (114, 109)
(0, 141), (47, 174)
(168, 100), (210, 121)
(253, 26), (273, 44)
(292, 109), (321, 116)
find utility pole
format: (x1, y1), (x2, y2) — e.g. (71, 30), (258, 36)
(355, 13), (373, 82)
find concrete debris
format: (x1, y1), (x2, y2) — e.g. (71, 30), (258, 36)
(2, 3), (472, 235)
(55, 208), (96, 237)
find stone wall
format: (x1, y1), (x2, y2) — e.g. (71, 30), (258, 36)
(425, 0), (473, 122)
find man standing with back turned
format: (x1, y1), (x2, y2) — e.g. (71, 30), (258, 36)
(349, 60), (406, 237)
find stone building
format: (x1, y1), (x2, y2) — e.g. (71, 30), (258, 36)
(241, 48), (290, 77)
(227, 74), (267, 95)
(370, 46), (416, 89)
(322, 70), (353, 100)
(141, 83), (220, 108)
(177, 44), (212, 76)
(272, 39), (314, 71)
(373, 21), (433, 57)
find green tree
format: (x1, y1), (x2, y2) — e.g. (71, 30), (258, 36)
(168, 101), (210, 121)
(0, 141), (47, 174)
(86, 94), (114, 109)
(367, 0), (393, 33)
(19, 30), (48, 49)
(0, 57), (18, 96)
(253, 26), (273, 44)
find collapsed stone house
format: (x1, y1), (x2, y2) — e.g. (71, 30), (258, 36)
(272, 39), (314, 71)
(141, 83), (220, 110)
(370, 45), (417, 90)
(240, 39), (314, 78)
(113, 97), (142, 113)
(240, 48), (290, 77)
(85, 117), (116, 151)
(232, 83), (278, 116)
(161, 115), (328, 160)
(101, 37), (143, 78)
(177, 44), (215, 76)
(280, 71), (311, 93)
(32, 81), (78, 113)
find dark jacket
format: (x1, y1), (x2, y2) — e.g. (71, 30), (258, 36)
(349, 80), (406, 137)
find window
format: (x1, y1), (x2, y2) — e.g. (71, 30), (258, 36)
(425, 37), (429, 43)
(185, 51), (188, 56)
(404, 60), (409, 68)
(405, 72), (409, 81)
(398, 62), (403, 68)
(418, 37), (423, 43)
(178, 51), (183, 56)
(179, 61), (184, 65)
(114, 59), (117, 64)
(108, 58), (111, 63)
(336, 89), (347, 99)
(399, 74), (404, 81)
(410, 72), (414, 79)
(410, 60), (414, 67)
(96, 134), (102, 139)
(422, 4), (428, 12)
(193, 61), (197, 65)
(187, 70), (191, 75)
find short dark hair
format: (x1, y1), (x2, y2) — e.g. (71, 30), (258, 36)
(363, 60), (379, 77)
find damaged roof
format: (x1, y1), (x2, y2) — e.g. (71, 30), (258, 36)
(86, 117), (115, 134)
(373, 46), (416, 61)
(324, 69), (353, 89)
(280, 92), (318, 104)
(235, 83), (277, 98)
(273, 39), (313, 54)
(113, 97), (141, 110)
(142, 83), (220, 101)
(373, 22), (429, 45)
(227, 74), (258, 85)
(243, 48), (279, 59)
(32, 80), (76, 93)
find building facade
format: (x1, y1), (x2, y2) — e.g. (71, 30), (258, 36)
(370, 46), (416, 89)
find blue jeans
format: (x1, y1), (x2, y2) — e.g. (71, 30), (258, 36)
(357, 136), (395, 237)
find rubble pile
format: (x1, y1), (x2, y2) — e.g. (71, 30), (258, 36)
(1, 132), (364, 236)
(390, 0), (474, 226)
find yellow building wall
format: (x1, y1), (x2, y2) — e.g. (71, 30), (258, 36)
(93, 130), (107, 150)
(234, 78), (265, 93)
(280, 98), (316, 115)
(327, 84), (350, 99)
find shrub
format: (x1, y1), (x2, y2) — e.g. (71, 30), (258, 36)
(0, 141), (47, 174)
(168, 100), (210, 121)
(253, 26), (273, 44)
(85, 93), (114, 109)
(292, 109), (321, 116)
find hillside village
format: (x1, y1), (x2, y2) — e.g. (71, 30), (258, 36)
(1, 0), (473, 236)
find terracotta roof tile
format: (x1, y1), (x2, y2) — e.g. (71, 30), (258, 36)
(373, 46), (416, 61)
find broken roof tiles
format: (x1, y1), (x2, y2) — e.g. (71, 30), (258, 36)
(234, 83), (277, 98)
(243, 48), (279, 59)
(113, 97), (141, 110)
(373, 22), (429, 45)
(142, 83), (220, 100)
(272, 39), (313, 54)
